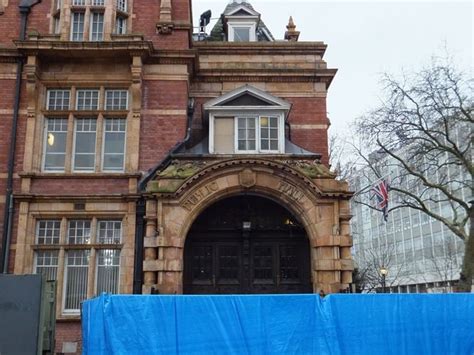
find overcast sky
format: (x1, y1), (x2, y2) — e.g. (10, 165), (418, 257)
(192, 0), (473, 136)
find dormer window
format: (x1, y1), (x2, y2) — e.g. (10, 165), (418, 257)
(204, 85), (290, 155)
(224, 3), (260, 42)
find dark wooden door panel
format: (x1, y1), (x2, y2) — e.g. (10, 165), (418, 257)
(184, 236), (311, 294)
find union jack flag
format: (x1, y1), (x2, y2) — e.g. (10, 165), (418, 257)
(371, 178), (389, 221)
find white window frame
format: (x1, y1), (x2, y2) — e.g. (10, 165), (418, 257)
(63, 249), (90, 314)
(42, 117), (69, 172)
(76, 89), (100, 110)
(36, 219), (61, 245)
(95, 249), (121, 295)
(101, 118), (127, 172)
(72, 118), (97, 172)
(209, 111), (284, 154)
(228, 22), (256, 42)
(105, 89), (129, 110)
(89, 11), (104, 41)
(116, 0), (127, 12)
(115, 15), (127, 35)
(235, 116), (258, 154)
(70, 11), (85, 41)
(34, 250), (60, 282)
(46, 89), (70, 110)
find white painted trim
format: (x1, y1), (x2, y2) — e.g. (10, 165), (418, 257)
(228, 22), (256, 42)
(101, 118), (127, 172)
(209, 113), (215, 154)
(203, 84), (291, 111)
(226, 4), (260, 17)
(72, 118), (97, 173)
(234, 116), (258, 154)
(42, 117), (68, 173)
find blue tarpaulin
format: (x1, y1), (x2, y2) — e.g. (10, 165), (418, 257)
(82, 293), (474, 355)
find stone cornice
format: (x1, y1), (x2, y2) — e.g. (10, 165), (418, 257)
(14, 40), (153, 58)
(195, 68), (337, 85)
(19, 172), (141, 179)
(192, 41), (328, 57)
(13, 193), (140, 201)
(0, 48), (20, 62)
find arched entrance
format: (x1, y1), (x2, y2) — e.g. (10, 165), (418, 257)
(183, 195), (312, 294)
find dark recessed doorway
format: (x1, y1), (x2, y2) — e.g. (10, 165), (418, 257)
(183, 195), (312, 294)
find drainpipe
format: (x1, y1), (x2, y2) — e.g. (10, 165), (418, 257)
(132, 98), (195, 292)
(132, 198), (145, 294)
(1, 0), (42, 273)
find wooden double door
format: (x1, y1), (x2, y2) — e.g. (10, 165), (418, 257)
(184, 232), (312, 294)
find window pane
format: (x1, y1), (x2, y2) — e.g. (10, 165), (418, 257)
(98, 220), (122, 244)
(96, 249), (120, 294)
(234, 27), (250, 42)
(260, 116), (279, 151)
(47, 90), (70, 110)
(68, 220), (91, 244)
(237, 117), (256, 151)
(90, 12), (104, 41)
(103, 118), (126, 171)
(36, 220), (61, 244)
(64, 250), (90, 311)
(74, 118), (96, 171)
(71, 12), (84, 41)
(115, 16), (127, 34)
(35, 250), (59, 281)
(76, 90), (99, 110)
(44, 118), (68, 171)
(116, 0), (127, 12)
(105, 90), (128, 110)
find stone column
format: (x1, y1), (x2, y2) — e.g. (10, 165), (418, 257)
(143, 199), (157, 289)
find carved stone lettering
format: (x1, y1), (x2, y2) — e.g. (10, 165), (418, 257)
(182, 182), (219, 211)
(277, 181), (304, 202)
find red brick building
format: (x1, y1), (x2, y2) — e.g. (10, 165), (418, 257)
(0, 0), (352, 352)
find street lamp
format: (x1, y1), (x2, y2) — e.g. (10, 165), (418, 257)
(380, 266), (388, 293)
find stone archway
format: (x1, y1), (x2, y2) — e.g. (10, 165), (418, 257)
(142, 158), (353, 295)
(183, 194), (313, 294)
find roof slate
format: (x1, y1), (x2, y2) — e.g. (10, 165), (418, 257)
(208, 1), (275, 42)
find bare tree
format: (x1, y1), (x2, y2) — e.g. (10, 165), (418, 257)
(423, 237), (463, 293)
(351, 57), (473, 291)
(329, 132), (355, 181)
(354, 242), (408, 293)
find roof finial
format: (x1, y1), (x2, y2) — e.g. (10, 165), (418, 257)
(285, 16), (300, 42)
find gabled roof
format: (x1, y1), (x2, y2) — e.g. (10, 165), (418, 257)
(226, 4), (260, 17)
(203, 85), (291, 111)
(209, 1), (274, 42)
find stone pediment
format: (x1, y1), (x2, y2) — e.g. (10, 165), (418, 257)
(203, 84), (291, 111)
(226, 4), (260, 17)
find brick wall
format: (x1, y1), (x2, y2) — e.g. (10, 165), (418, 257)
(55, 321), (82, 355)
(140, 80), (188, 171)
